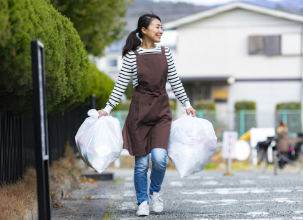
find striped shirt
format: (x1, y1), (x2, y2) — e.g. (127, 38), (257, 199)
(104, 45), (191, 114)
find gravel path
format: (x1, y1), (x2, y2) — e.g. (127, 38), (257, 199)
(105, 169), (303, 220)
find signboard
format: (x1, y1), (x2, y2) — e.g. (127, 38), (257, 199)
(222, 131), (238, 159)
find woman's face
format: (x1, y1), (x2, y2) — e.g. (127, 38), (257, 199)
(142, 18), (163, 43)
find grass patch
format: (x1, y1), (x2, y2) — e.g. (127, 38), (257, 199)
(204, 164), (219, 170)
(0, 168), (37, 220)
(231, 163), (250, 170)
(0, 144), (86, 220)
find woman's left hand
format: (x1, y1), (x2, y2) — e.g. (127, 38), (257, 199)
(186, 107), (196, 117)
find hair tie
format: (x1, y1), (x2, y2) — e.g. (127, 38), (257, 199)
(135, 28), (139, 33)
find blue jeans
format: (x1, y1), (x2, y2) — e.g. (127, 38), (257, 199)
(134, 148), (167, 205)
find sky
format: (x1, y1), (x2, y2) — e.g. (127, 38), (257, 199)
(154, 0), (283, 6)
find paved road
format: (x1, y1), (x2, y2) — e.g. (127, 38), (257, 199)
(106, 169), (303, 220)
(52, 179), (114, 220)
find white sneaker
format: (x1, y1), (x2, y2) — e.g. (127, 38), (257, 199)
(150, 192), (164, 213)
(136, 201), (149, 216)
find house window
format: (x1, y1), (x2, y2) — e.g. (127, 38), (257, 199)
(248, 35), (281, 56)
(184, 84), (211, 104)
(248, 34), (302, 56)
(108, 59), (118, 67)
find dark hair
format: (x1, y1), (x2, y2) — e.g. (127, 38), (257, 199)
(122, 13), (161, 57)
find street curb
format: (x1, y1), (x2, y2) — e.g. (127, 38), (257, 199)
(82, 172), (114, 181)
(23, 208), (38, 220)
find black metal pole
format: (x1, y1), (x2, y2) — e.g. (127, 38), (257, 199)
(31, 40), (51, 220)
(273, 150), (278, 176)
(90, 94), (96, 109)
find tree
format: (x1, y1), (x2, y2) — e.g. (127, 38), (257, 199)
(50, 0), (132, 56)
(0, 0), (88, 115)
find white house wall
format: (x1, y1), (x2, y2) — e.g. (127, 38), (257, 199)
(228, 81), (301, 128)
(177, 8), (302, 79)
(96, 52), (122, 81)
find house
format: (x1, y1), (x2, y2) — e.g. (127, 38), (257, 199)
(163, 2), (303, 129)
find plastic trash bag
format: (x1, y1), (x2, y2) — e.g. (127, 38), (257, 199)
(75, 109), (123, 173)
(168, 107), (217, 178)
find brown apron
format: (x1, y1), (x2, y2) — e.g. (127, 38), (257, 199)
(122, 46), (172, 156)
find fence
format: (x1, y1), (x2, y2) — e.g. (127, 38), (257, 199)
(1, 107), (301, 184)
(0, 107), (88, 185)
(111, 109), (302, 139)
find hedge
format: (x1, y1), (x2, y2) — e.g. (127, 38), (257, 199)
(125, 80), (135, 100)
(193, 100), (216, 111)
(235, 100), (256, 111)
(0, 0), (88, 115)
(234, 101), (257, 134)
(120, 100), (131, 110)
(169, 100), (176, 110)
(276, 102), (301, 110)
(84, 63), (117, 110)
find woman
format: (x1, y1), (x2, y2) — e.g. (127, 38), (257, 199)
(98, 13), (196, 216)
(276, 121), (289, 153)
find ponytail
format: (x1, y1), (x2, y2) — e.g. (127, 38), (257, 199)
(122, 13), (161, 57)
(122, 30), (141, 57)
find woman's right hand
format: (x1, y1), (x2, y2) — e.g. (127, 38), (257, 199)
(98, 110), (108, 118)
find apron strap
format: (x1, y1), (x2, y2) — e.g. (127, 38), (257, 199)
(134, 47), (165, 55)
(133, 49), (139, 55)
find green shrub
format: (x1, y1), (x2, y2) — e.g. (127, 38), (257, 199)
(169, 100), (176, 110)
(0, 0), (88, 115)
(83, 63), (116, 110)
(124, 80), (135, 100)
(193, 100), (216, 111)
(120, 100), (132, 110)
(276, 102), (301, 110)
(235, 101), (256, 111)
(0, 0), (9, 47)
(234, 101), (256, 134)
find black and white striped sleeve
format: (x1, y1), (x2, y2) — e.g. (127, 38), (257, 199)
(103, 53), (135, 114)
(165, 47), (191, 108)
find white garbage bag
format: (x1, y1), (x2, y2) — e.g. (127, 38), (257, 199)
(168, 107), (217, 178)
(75, 109), (123, 173)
